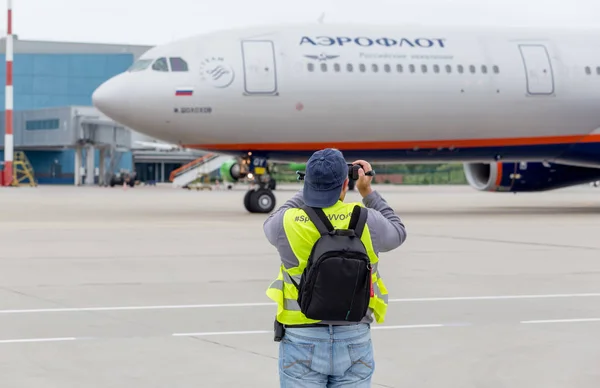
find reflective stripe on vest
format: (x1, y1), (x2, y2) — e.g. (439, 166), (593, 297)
(265, 200), (389, 325)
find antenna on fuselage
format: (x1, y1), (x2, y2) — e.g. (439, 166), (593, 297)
(317, 13), (325, 23)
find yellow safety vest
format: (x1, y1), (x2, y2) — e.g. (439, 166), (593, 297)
(266, 200), (389, 325)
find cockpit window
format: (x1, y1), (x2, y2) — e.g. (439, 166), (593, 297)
(152, 57), (169, 72)
(128, 59), (152, 72)
(169, 57), (189, 72)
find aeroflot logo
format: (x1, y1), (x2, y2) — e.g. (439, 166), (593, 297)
(207, 65), (230, 80)
(200, 57), (235, 88)
(300, 36), (446, 48)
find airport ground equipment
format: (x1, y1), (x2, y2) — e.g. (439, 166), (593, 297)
(186, 174), (213, 191)
(109, 170), (136, 187)
(11, 151), (37, 187)
(170, 153), (232, 188)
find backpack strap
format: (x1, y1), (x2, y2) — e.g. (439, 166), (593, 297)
(301, 205), (334, 235)
(348, 205), (368, 238)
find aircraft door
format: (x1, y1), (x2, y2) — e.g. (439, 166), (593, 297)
(519, 44), (555, 95)
(241, 40), (278, 95)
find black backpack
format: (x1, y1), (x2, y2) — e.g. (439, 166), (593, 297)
(290, 204), (372, 322)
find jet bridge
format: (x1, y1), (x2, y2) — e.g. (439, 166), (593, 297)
(170, 153), (232, 188)
(0, 107), (133, 185)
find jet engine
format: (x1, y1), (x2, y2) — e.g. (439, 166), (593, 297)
(219, 159), (242, 182)
(218, 158), (277, 190)
(463, 161), (600, 192)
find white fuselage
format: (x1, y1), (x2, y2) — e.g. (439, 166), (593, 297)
(93, 23), (600, 163)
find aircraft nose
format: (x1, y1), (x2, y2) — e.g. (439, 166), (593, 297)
(92, 75), (132, 123)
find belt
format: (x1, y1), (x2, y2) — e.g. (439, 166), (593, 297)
(284, 323), (364, 328)
(284, 323), (331, 328)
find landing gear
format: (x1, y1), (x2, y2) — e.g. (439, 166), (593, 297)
(244, 188), (276, 213)
(236, 153), (277, 213)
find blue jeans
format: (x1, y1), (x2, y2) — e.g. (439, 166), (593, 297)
(278, 323), (374, 387)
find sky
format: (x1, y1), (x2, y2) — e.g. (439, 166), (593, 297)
(1, 0), (599, 46)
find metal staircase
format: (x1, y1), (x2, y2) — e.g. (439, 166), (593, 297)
(12, 151), (37, 187)
(170, 153), (231, 188)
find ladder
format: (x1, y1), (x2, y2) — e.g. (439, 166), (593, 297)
(12, 151), (37, 187)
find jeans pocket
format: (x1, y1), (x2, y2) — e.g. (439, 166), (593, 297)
(347, 339), (374, 380)
(280, 339), (316, 379)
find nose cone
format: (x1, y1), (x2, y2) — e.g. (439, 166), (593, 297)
(92, 72), (176, 142)
(92, 74), (132, 124)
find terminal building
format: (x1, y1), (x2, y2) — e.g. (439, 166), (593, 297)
(0, 36), (204, 185)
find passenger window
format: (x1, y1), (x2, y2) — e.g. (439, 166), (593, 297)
(493, 65), (500, 74)
(409, 64), (415, 73)
(481, 65), (488, 74)
(585, 66), (591, 75)
(433, 64), (440, 73)
(152, 57), (169, 72)
(458, 65), (464, 74)
(359, 64), (366, 72)
(445, 64), (452, 73)
(169, 57), (189, 72)
(596, 66), (600, 75)
(334, 63), (341, 72)
(371, 64), (379, 72)
(307, 63), (314, 72)
(421, 64), (428, 73)
(320, 63), (328, 72)
(396, 64), (403, 73)
(384, 64), (391, 73)
(346, 64), (354, 72)
(469, 65), (476, 74)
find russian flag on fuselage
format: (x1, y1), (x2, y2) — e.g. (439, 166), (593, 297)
(175, 87), (194, 96)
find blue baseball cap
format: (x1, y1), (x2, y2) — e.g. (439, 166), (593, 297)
(303, 148), (348, 208)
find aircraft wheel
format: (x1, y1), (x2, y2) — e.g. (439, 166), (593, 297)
(243, 190), (253, 212)
(247, 188), (276, 213)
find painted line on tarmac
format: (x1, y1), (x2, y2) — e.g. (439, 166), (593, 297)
(172, 324), (449, 338)
(521, 317), (600, 324)
(5, 318), (599, 345)
(2, 293), (600, 315)
(0, 337), (76, 344)
(0, 325), (451, 345)
(173, 330), (271, 337)
(0, 302), (274, 314)
(394, 293), (600, 302)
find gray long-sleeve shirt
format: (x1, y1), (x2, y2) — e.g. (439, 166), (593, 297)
(263, 189), (407, 324)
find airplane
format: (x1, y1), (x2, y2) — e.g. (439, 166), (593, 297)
(92, 22), (600, 213)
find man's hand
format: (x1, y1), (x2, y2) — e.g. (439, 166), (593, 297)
(352, 160), (374, 198)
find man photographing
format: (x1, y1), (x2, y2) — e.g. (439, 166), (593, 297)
(263, 148), (407, 387)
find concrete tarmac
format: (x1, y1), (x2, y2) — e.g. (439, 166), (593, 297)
(1, 183), (600, 387)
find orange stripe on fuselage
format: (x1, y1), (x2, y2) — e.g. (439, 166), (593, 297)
(183, 133), (600, 151)
(495, 162), (503, 188)
(579, 133), (600, 143)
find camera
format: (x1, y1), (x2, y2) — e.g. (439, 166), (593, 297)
(347, 163), (375, 181)
(296, 163), (375, 181)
